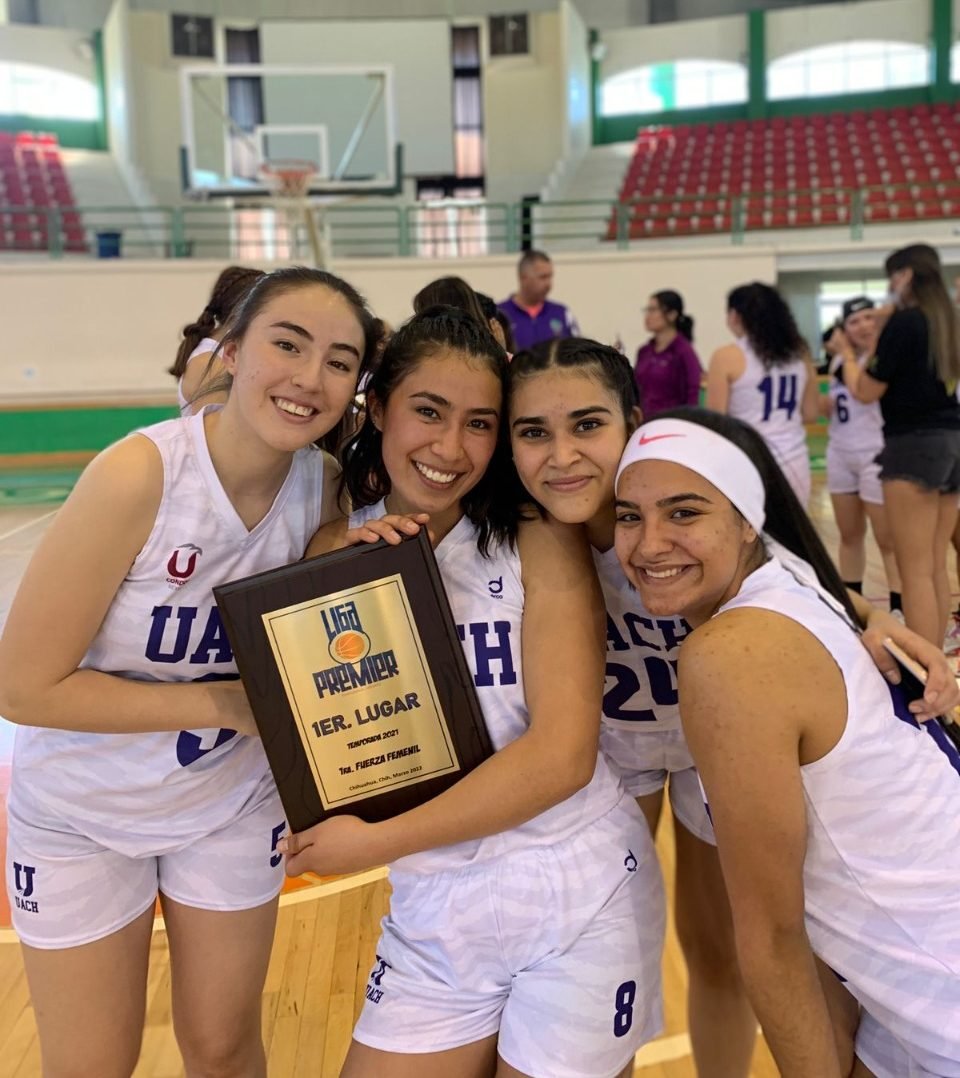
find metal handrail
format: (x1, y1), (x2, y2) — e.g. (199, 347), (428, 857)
(1, 180), (956, 259)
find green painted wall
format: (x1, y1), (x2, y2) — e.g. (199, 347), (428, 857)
(0, 407), (178, 457)
(0, 114), (106, 150)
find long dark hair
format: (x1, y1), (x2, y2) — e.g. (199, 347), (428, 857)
(885, 244), (960, 386)
(654, 406), (861, 627)
(342, 306), (515, 555)
(727, 282), (805, 368)
(503, 337), (639, 519)
(169, 265), (265, 377)
(413, 276), (489, 329)
(217, 266), (382, 455)
(653, 290), (694, 342)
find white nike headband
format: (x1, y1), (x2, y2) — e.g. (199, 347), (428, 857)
(615, 418), (766, 534)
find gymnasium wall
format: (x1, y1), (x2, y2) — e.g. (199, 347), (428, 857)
(601, 14), (747, 79)
(0, 23), (96, 79)
(259, 19), (454, 178)
(766, 0), (927, 59)
(560, 0), (592, 161)
(599, 0), (926, 82)
(102, 0), (139, 199)
(483, 11), (567, 204)
(0, 248), (778, 402)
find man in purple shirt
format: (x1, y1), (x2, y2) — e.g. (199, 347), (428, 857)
(498, 249), (579, 351)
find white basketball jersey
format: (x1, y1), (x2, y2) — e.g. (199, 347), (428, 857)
(10, 408), (329, 856)
(826, 356), (884, 455)
(719, 558), (960, 1068)
(727, 338), (808, 467)
(594, 546), (690, 732)
(349, 500), (623, 872)
(177, 337), (220, 413)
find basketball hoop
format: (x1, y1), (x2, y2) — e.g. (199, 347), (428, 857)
(259, 159), (328, 267)
(259, 159), (317, 199)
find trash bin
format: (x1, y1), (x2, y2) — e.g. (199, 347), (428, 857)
(95, 230), (122, 258)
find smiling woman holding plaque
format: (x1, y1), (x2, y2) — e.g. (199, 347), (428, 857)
(279, 308), (664, 1078)
(0, 267), (382, 1075)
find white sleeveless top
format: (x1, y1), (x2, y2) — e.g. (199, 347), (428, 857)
(594, 545), (690, 733)
(718, 558), (960, 1067)
(177, 337), (220, 413)
(10, 408), (329, 856)
(826, 355), (884, 455)
(349, 500), (623, 873)
(727, 337), (808, 467)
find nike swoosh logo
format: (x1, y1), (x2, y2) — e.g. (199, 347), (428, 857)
(636, 432), (685, 445)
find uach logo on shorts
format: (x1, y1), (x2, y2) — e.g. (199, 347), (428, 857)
(313, 600), (399, 700)
(365, 955), (391, 1004)
(166, 543), (203, 584)
(13, 861), (38, 913)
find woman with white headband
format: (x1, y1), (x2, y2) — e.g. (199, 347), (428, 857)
(507, 340), (957, 1078)
(614, 407), (960, 1078)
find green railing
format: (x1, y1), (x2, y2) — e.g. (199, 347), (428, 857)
(1, 183), (954, 261)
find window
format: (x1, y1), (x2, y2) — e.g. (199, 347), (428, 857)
(489, 14), (529, 57)
(768, 41), (929, 101)
(172, 15), (216, 60)
(600, 60), (747, 117)
(0, 64), (98, 121)
(451, 26), (485, 183)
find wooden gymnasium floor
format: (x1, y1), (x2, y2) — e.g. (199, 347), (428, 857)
(0, 474), (915, 1076)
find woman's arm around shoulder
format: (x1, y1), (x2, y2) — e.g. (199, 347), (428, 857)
(305, 515), (350, 558)
(679, 607), (848, 1077)
(705, 343), (744, 412)
(801, 355), (822, 424)
(516, 512), (606, 788)
(318, 451), (346, 528)
(282, 514), (607, 876)
(0, 434), (253, 735)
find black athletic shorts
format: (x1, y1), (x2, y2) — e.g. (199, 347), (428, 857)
(876, 428), (960, 493)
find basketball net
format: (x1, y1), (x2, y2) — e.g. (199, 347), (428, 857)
(259, 159), (328, 268)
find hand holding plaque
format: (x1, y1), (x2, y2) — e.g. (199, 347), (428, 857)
(214, 529), (493, 834)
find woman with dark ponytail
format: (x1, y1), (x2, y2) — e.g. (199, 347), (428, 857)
(170, 265), (265, 413)
(706, 281), (820, 507)
(632, 290), (702, 418)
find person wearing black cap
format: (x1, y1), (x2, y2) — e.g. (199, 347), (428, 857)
(825, 298), (901, 613)
(838, 244), (960, 646)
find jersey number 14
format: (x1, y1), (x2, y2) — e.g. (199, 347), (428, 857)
(758, 373), (798, 421)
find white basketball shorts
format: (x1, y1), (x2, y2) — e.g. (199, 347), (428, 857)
(600, 725), (715, 844)
(826, 444), (884, 505)
(6, 772), (286, 949)
(856, 1008), (960, 1077)
(353, 798), (665, 1078)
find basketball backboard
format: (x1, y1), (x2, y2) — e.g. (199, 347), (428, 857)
(179, 63), (400, 199)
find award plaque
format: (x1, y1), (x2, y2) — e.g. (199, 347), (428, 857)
(213, 530), (494, 833)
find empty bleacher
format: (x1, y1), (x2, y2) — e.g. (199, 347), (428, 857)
(610, 103), (960, 240)
(0, 132), (87, 253)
